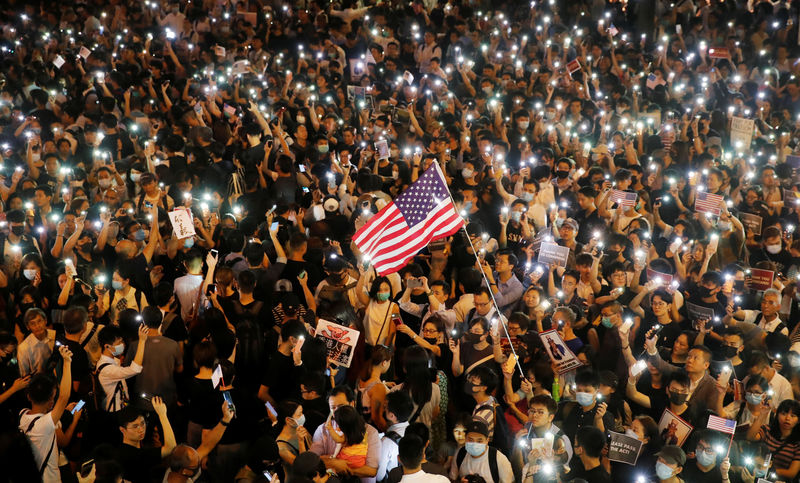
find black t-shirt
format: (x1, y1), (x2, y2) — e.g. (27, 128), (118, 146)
(186, 377), (221, 428)
(680, 458), (725, 483)
(116, 444), (163, 483)
(261, 351), (298, 402)
(565, 463), (612, 483)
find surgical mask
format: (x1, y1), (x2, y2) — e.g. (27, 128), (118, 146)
(462, 168), (474, 179)
(318, 145), (329, 154)
(745, 392), (763, 405)
(184, 238), (194, 248)
(112, 280), (124, 290)
(520, 191), (534, 202)
(655, 462), (674, 480)
(23, 269), (37, 280)
(98, 178), (112, 189)
(601, 316), (614, 328)
(482, 86), (492, 95)
(376, 292), (390, 302)
(134, 229), (146, 242)
(624, 429), (640, 440)
(424, 337), (438, 345)
(130, 173), (141, 182)
(634, 203), (642, 211)
(696, 449), (716, 467)
(112, 343), (125, 356)
(518, 121), (529, 130)
(697, 286), (713, 298)
(718, 221), (731, 232)
(297, 115), (306, 124)
(545, 111), (556, 120)
(11, 226), (24, 236)
(464, 201), (473, 212)
(575, 392), (595, 407)
(766, 244), (782, 254)
(511, 211), (522, 222)
(464, 381), (477, 394)
(465, 442), (486, 457)
(555, 170), (570, 179)
(30, 127), (41, 135)
(293, 414), (306, 427)
(668, 391), (688, 406)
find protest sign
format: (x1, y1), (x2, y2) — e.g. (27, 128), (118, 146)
(730, 117), (754, 151)
(658, 409), (693, 447)
(686, 302), (714, 322)
(79, 46), (91, 59)
(539, 330), (582, 374)
(708, 47), (729, 58)
(646, 268), (673, 286)
(608, 431), (644, 465)
(168, 208), (196, 240)
(739, 213), (762, 235)
(315, 319), (360, 368)
(53, 55), (65, 69)
(232, 60), (250, 76)
(747, 268), (774, 291)
(538, 242), (570, 267)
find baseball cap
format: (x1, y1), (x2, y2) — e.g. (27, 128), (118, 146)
(465, 420), (490, 438)
(562, 218), (579, 231)
(656, 445), (686, 466)
(323, 196), (340, 212)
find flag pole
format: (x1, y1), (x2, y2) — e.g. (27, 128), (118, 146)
(725, 421), (736, 458)
(432, 163), (526, 379)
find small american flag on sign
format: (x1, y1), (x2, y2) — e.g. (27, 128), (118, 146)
(707, 415), (737, 434)
(567, 59), (581, 76)
(608, 24), (619, 37)
(695, 191), (724, 216)
(609, 190), (637, 209)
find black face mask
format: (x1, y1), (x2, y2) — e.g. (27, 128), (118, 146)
(327, 272), (345, 284)
(668, 390), (688, 406)
(11, 226), (24, 236)
(463, 333), (482, 345)
(697, 286), (713, 298)
(424, 337), (438, 345)
(555, 170), (570, 179)
(630, 176), (638, 185)
(722, 345), (739, 359)
(733, 281), (745, 292)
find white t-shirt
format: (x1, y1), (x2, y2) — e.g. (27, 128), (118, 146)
(450, 447), (514, 483)
(399, 471), (450, 483)
(19, 410), (60, 482)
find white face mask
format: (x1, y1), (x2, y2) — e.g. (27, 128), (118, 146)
(296, 115), (306, 124)
(112, 343), (125, 356)
(518, 121), (529, 130)
(766, 244), (782, 254)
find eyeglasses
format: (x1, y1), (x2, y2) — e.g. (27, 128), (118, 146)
(528, 409), (548, 416)
(422, 328), (439, 335)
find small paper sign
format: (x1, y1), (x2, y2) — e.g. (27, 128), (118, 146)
(168, 208), (196, 240)
(537, 242), (570, 267)
(231, 60), (250, 76)
(539, 329), (582, 374)
(79, 46), (92, 59)
(315, 319), (360, 368)
(566, 59), (581, 75)
(53, 55), (65, 69)
(214, 45), (226, 57)
(346, 85), (366, 101)
(223, 104), (237, 117)
(708, 47), (730, 58)
(730, 116), (754, 151)
(212, 364), (223, 388)
(739, 212), (762, 235)
(658, 408), (694, 447)
(746, 268), (774, 291)
(375, 139), (390, 160)
(608, 431), (644, 465)
(349, 58), (366, 78)
(686, 301), (715, 322)
(403, 71), (414, 85)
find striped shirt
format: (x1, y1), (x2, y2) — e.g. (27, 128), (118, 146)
(473, 396), (498, 441)
(761, 429), (800, 472)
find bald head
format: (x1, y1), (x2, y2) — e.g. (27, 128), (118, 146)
(168, 444), (200, 476)
(116, 240), (136, 259)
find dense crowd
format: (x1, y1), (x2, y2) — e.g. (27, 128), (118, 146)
(3, 0), (800, 482)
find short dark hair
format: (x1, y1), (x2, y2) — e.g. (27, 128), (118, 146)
(398, 434), (424, 468)
(98, 325), (123, 349)
(576, 426), (606, 458)
(469, 366), (499, 393)
(575, 369), (599, 389)
(385, 391), (414, 423)
(117, 406), (143, 427)
(26, 374), (57, 404)
(141, 306), (162, 329)
(329, 385), (355, 403)
(529, 394), (558, 415)
(62, 306), (88, 335)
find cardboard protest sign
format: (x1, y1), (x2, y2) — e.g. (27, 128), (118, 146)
(168, 208), (196, 240)
(739, 212), (762, 235)
(686, 301), (714, 322)
(746, 268), (774, 291)
(537, 242), (570, 268)
(315, 319), (360, 368)
(658, 409), (693, 447)
(608, 431), (644, 465)
(539, 329), (582, 374)
(708, 47), (729, 58)
(730, 116), (754, 151)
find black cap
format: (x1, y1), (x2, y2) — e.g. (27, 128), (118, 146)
(464, 420), (490, 438)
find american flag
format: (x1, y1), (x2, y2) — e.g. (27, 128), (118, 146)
(707, 415), (737, 434)
(353, 164), (464, 275)
(609, 190), (637, 209)
(695, 191), (724, 215)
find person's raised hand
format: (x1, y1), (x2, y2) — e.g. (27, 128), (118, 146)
(11, 375), (31, 393)
(221, 400), (234, 422)
(152, 396), (168, 416)
(59, 345), (73, 362)
(138, 323), (149, 341)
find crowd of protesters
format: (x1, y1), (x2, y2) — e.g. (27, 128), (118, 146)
(3, 0), (800, 482)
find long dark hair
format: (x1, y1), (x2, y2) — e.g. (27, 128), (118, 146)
(359, 345), (392, 382)
(402, 346), (434, 409)
(334, 405), (366, 446)
(770, 399), (800, 444)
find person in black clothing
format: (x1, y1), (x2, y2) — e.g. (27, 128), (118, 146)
(680, 430), (731, 483)
(561, 426), (612, 483)
(115, 398), (177, 483)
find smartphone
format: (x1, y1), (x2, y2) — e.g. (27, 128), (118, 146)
(223, 390), (236, 415)
(406, 277), (422, 289)
(270, 221), (279, 231)
(80, 460), (94, 478)
(302, 187), (310, 193)
(72, 400), (86, 414)
(265, 401), (277, 417)
(391, 312), (402, 327)
(299, 164), (306, 173)
(263, 471), (274, 482)
(210, 249), (218, 257)
(141, 392), (153, 402)
(299, 270), (307, 279)
(206, 284), (216, 296)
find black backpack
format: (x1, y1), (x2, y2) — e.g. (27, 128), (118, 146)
(456, 446), (499, 483)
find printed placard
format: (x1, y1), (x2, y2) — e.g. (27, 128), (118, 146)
(79, 46), (92, 59)
(346, 85), (366, 101)
(708, 47), (730, 58)
(646, 268), (673, 286)
(375, 139), (390, 160)
(231, 60), (250, 76)
(349, 58), (366, 79)
(566, 59), (581, 75)
(499, 336), (522, 357)
(730, 116), (754, 151)
(537, 242), (570, 267)
(739, 213), (762, 235)
(315, 319), (360, 368)
(658, 409), (694, 447)
(403, 70), (414, 85)
(168, 208), (196, 240)
(747, 268), (774, 291)
(539, 329), (582, 374)
(53, 55), (65, 69)
(608, 431), (644, 465)
(214, 45), (226, 57)
(686, 301), (714, 322)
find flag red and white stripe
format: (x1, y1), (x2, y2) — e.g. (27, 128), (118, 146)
(695, 191), (724, 215)
(707, 415), (737, 434)
(353, 164), (464, 275)
(609, 189), (637, 209)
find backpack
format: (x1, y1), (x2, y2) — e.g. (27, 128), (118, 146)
(91, 363), (125, 412)
(108, 287), (145, 313)
(456, 446), (499, 483)
(478, 399), (514, 456)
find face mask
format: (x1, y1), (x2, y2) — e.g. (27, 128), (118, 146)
(668, 390), (688, 406)
(31, 127), (41, 135)
(511, 211), (522, 222)
(518, 121), (529, 130)
(482, 86), (493, 95)
(744, 391), (763, 406)
(391, 171), (399, 180)
(718, 221), (732, 232)
(11, 226), (24, 236)
(464, 381), (477, 395)
(733, 280), (745, 291)
(624, 429), (640, 440)
(696, 449), (716, 467)
(376, 292), (390, 302)
(297, 115), (306, 124)
(98, 178), (112, 189)
(634, 203), (642, 211)
(555, 170), (570, 179)
(616, 107), (627, 115)
(463, 333), (481, 344)
(134, 229), (146, 242)
(130, 173), (141, 182)
(601, 316), (614, 328)
(465, 442), (486, 457)
(112, 280), (124, 290)
(722, 345), (738, 359)
(697, 286), (713, 298)
(520, 192), (534, 202)
(766, 244), (782, 254)
(462, 168), (474, 179)
(545, 111), (556, 121)
(575, 392), (595, 407)
(424, 337), (438, 345)
(23, 269), (37, 281)
(112, 343), (125, 356)
(318, 145), (329, 154)
(464, 201), (473, 212)
(655, 462), (674, 480)
(293, 414), (306, 427)
(184, 238), (194, 248)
